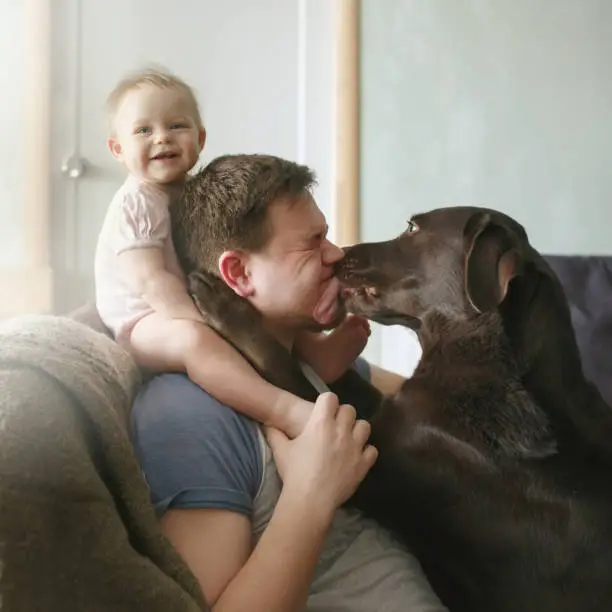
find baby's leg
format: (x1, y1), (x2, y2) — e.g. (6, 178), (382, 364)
(128, 313), (202, 373)
(129, 313), (313, 436)
(296, 315), (371, 383)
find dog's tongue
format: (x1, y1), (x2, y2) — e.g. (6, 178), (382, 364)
(314, 277), (341, 325)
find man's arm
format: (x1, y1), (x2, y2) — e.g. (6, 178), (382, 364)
(160, 395), (376, 612)
(131, 376), (376, 612)
(161, 492), (333, 612)
(133, 375), (321, 610)
(160, 509), (251, 607)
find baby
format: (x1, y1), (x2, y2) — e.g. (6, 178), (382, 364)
(94, 68), (369, 437)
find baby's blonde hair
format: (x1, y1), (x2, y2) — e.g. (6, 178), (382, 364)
(106, 66), (204, 134)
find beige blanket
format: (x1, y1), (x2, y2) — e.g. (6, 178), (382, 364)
(0, 315), (208, 611)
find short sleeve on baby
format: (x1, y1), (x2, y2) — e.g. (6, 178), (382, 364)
(112, 184), (171, 255)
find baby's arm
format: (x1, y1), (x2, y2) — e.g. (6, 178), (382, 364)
(119, 247), (202, 322)
(112, 187), (202, 322)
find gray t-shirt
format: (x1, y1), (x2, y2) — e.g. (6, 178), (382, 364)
(131, 362), (446, 611)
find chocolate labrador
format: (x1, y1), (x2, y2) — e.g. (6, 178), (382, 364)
(187, 206), (612, 612)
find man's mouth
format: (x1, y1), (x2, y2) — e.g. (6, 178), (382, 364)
(313, 277), (342, 325)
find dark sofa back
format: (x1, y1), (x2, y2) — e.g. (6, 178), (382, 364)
(545, 256), (612, 406)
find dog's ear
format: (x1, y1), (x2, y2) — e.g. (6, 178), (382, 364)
(464, 213), (522, 313)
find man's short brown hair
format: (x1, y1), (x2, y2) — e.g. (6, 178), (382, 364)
(173, 154), (317, 274)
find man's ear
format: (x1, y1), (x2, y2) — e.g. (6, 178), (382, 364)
(107, 137), (123, 160)
(218, 250), (254, 298)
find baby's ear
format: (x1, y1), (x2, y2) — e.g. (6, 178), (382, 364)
(107, 138), (123, 160)
(198, 128), (207, 150)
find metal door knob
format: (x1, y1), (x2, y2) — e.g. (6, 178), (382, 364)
(61, 154), (87, 179)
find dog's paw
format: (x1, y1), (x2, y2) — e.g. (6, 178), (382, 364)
(188, 270), (260, 333)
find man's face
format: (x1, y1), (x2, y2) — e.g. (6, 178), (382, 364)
(245, 194), (346, 334)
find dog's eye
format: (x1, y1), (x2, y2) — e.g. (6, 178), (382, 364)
(405, 220), (420, 234)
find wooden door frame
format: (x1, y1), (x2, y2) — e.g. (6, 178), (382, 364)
(334, 0), (361, 246)
(0, 0), (53, 317)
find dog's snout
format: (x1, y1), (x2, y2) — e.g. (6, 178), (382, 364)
(339, 257), (358, 271)
(335, 255), (358, 276)
(337, 244), (370, 273)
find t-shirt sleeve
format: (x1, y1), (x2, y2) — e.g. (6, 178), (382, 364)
(130, 373), (263, 517)
(113, 188), (171, 255)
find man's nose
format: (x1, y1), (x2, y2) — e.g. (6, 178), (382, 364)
(322, 239), (345, 266)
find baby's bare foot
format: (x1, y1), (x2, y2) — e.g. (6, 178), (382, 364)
(309, 316), (371, 382)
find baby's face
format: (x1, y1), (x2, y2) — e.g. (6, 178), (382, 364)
(109, 84), (205, 185)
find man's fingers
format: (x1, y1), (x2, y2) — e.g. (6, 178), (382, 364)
(312, 392), (340, 421)
(337, 403), (357, 430)
(352, 418), (372, 446)
(362, 443), (379, 468)
(264, 426), (290, 455)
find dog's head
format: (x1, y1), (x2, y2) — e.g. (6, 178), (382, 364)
(337, 206), (551, 334)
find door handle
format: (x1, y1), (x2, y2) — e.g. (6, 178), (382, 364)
(61, 154), (87, 179)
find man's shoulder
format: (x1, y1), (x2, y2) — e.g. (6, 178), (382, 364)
(132, 373), (261, 444)
(131, 373), (265, 516)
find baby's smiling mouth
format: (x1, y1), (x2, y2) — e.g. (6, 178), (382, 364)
(151, 152), (179, 160)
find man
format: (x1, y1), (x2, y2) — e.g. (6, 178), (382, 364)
(131, 154), (446, 611)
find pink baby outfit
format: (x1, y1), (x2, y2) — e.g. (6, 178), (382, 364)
(94, 175), (187, 343)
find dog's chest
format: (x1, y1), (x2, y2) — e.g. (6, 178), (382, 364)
(376, 368), (554, 463)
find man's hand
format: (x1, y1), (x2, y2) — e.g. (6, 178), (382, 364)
(265, 392), (378, 513)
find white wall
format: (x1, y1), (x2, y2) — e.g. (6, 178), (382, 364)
(0, 1), (26, 267)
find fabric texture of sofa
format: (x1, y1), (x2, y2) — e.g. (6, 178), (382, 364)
(545, 255), (612, 406)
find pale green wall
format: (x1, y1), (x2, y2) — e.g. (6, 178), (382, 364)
(360, 0), (612, 255)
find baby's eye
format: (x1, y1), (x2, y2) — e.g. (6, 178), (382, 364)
(170, 122), (188, 130)
(135, 126), (151, 135)
(405, 220), (420, 234)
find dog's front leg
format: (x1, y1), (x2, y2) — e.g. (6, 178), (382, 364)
(329, 369), (383, 421)
(189, 270), (318, 401)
